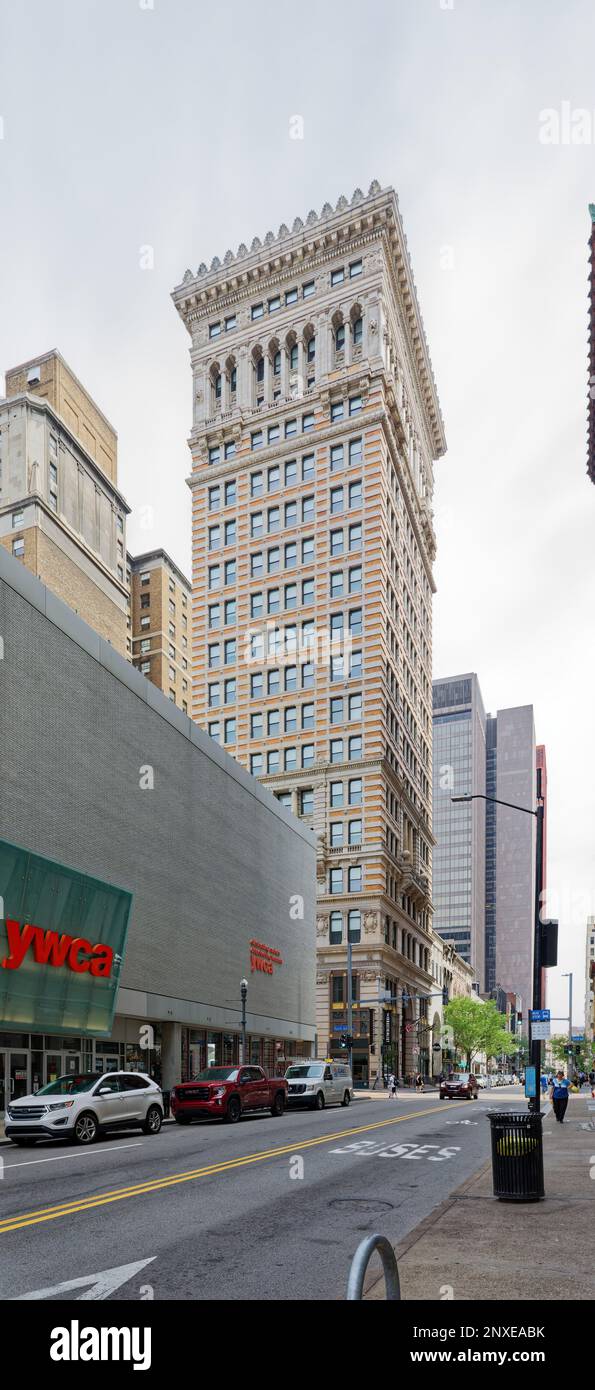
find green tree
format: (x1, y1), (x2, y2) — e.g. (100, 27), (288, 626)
(443, 997), (511, 1070)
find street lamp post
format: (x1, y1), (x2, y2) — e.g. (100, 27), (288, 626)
(239, 978), (248, 1067)
(452, 770), (545, 1113)
(562, 972), (573, 1076)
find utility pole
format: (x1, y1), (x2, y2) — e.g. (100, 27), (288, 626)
(347, 938), (353, 1074)
(562, 972), (573, 1075)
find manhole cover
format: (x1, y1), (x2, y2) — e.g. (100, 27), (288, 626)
(329, 1198), (395, 1213)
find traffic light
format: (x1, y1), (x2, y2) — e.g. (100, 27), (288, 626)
(341, 1033), (353, 1050)
(442, 986), (449, 1006)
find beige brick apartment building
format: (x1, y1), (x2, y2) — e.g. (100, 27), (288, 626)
(0, 350), (129, 652)
(173, 181), (446, 1084)
(128, 548), (191, 709)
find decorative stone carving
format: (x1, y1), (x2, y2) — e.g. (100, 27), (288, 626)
(264, 231), (275, 244)
(223, 250), (234, 264)
(251, 237), (262, 251)
(198, 262), (207, 275)
(321, 202), (333, 217)
(316, 916), (328, 938)
(368, 179), (381, 195)
(316, 972), (329, 986)
(351, 187), (364, 203)
(364, 912), (378, 935)
(210, 256), (221, 270)
(278, 223), (289, 238)
(236, 243), (248, 258)
(335, 194), (348, 211)
(292, 217), (303, 232)
(183, 269), (193, 283)
(306, 209), (318, 225)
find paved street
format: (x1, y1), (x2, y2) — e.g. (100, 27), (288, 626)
(0, 1090), (524, 1301)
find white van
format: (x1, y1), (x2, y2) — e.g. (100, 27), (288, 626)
(285, 1060), (353, 1110)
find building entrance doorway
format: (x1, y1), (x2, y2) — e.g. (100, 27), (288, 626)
(0, 1050), (31, 1112)
(44, 1051), (81, 1086)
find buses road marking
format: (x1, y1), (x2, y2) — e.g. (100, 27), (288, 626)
(0, 1101), (471, 1235)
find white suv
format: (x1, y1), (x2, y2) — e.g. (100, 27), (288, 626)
(5, 1071), (164, 1147)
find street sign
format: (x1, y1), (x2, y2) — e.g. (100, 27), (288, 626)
(531, 1022), (550, 1040)
(529, 1009), (550, 1022)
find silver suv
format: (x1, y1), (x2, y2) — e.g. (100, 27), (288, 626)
(5, 1071), (164, 1147)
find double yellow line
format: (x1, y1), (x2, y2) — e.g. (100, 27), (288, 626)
(0, 1101), (465, 1234)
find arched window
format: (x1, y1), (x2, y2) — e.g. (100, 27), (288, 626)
(352, 315), (363, 346)
(209, 362), (221, 413)
(332, 310), (345, 358)
(252, 346), (264, 404)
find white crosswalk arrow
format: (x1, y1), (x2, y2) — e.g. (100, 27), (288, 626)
(13, 1257), (156, 1301)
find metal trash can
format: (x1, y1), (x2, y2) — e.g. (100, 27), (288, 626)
(162, 1089), (171, 1120)
(488, 1110), (544, 1201)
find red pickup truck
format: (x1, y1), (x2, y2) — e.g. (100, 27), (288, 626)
(171, 1065), (288, 1125)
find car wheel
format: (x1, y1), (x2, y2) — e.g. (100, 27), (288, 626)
(226, 1096), (241, 1124)
(314, 1091), (325, 1111)
(270, 1092), (285, 1117)
(74, 1112), (98, 1145)
(142, 1105), (163, 1135)
(9, 1137), (37, 1146)
(341, 1090), (351, 1107)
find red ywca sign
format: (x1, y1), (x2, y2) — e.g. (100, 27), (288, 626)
(249, 938), (283, 976)
(1, 918), (114, 978)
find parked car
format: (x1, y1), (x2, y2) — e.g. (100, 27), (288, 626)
(5, 1071), (163, 1146)
(439, 1072), (479, 1100)
(171, 1065), (287, 1125)
(285, 1060), (353, 1110)
(476, 1074), (488, 1088)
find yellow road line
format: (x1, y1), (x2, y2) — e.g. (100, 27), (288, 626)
(0, 1100), (469, 1235)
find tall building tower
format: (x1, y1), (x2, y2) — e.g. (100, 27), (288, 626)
(173, 181), (446, 1086)
(432, 673), (486, 982)
(0, 350), (129, 652)
(484, 705), (536, 1015)
(585, 917), (595, 1047)
(127, 549), (191, 707)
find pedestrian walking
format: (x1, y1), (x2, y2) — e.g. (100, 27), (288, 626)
(415, 1072), (423, 1093)
(540, 1072), (548, 1096)
(549, 1070), (570, 1123)
(387, 1071), (397, 1099)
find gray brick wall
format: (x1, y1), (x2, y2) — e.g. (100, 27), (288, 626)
(0, 548), (316, 1038)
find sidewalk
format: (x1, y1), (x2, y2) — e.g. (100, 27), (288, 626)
(363, 1093), (595, 1301)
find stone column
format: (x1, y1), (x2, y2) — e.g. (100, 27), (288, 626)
(297, 338), (305, 396)
(221, 367), (230, 413)
(263, 353), (272, 405)
(343, 307), (352, 367)
(238, 346), (250, 408)
(161, 1020), (182, 1092)
(281, 344), (289, 397)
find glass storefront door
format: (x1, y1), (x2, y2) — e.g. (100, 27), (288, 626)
(44, 1052), (81, 1086)
(0, 1051), (31, 1110)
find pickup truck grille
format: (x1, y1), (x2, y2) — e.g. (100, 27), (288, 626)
(178, 1087), (211, 1101)
(288, 1084), (306, 1095)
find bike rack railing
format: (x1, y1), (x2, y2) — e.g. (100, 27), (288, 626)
(346, 1234), (401, 1301)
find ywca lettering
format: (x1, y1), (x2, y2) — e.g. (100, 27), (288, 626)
(1, 919), (113, 977)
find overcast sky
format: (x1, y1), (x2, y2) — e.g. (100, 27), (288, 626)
(1, 0), (593, 1028)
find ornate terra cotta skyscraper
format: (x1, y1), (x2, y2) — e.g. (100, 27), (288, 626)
(172, 182), (446, 1085)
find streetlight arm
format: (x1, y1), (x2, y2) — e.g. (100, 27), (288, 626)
(451, 793), (537, 818)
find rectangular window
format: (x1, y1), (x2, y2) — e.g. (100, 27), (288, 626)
(330, 697), (344, 724)
(250, 672), (263, 698)
(302, 280), (315, 298)
(268, 668), (280, 695)
(208, 683), (221, 708)
(285, 542), (297, 568)
(268, 708), (280, 735)
(251, 511), (264, 538)
(302, 577), (314, 605)
(208, 525), (221, 551)
(208, 603), (221, 629)
(284, 582), (297, 609)
(251, 713), (263, 739)
(330, 738), (343, 763)
(302, 412), (315, 432)
(209, 485), (221, 510)
(209, 721), (221, 741)
(301, 537), (314, 564)
(285, 287), (298, 305)
(329, 911), (343, 944)
(224, 638), (237, 664)
(348, 865), (362, 892)
(209, 322), (221, 339)
(268, 588), (281, 614)
(349, 437), (362, 467)
(330, 444), (344, 472)
(284, 746), (297, 771)
(268, 546), (280, 573)
(251, 430), (263, 450)
(285, 418), (297, 438)
(268, 295), (281, 313)
(284, 706), (297, 733)
(330, 781), (344, 808)
(225, 520), (236, 545)
(268, 465), (280, 491)
(302, 702), (315, 730)
(251, 552), (263, 577)
(349, 395), (362, 415)
(330, 822), (344, 848)
(349, 523), (362, 551)
(349, 734), (363, 760)
(331, 267), (344, 286)
(349, 566), (362, 593)
(12, 537), (25, 558)
(349, 259), (363, 278)
(331, 401), (344, 422)
(225, 480), (236, 506)
(268, 506), (280, 532)
(251, 592), (263, 618)
(251, 302), (264, 320)
(302, 452), (315, 481)
(224, 718), (236, 744)
(224, 441), (236, 460)
(267, 749), (280, 774)
(302, 495), (315, 523)
(330, 868), (343, 894)
(285, 459), (297, 486)
(208, 643), (220, 669)
(224, 559), (236, 585)
(349, 693), (362, 721)
(208, 564), (221, 590)
(285, 500), (297, 527)
(349, 608), (362, 636)
(302, 743), (315, 768)
(225, 314), (237, 331)
(250, 753), (263, 775)
(330, 529), (344, 557)
(330, 571), (344, 598)
(225, 598), (236, 624)
(268, 424), (280, 445)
